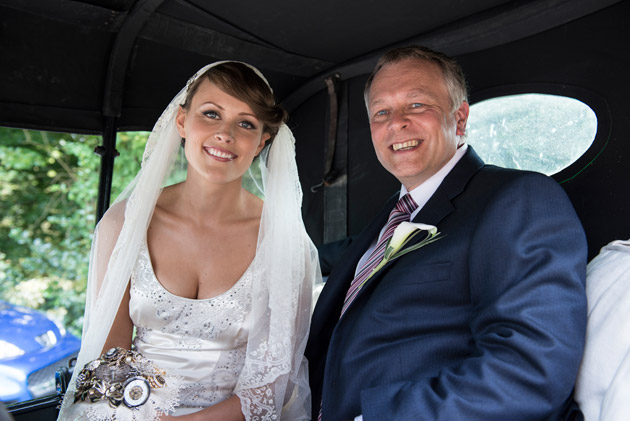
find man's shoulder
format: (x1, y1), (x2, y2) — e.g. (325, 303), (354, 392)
(443, 148), (560, 197)
(472, 164), (560, 191)
(477, 163), (549, 179)
(455, 165), (573, 214)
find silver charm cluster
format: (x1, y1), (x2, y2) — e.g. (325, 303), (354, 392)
(74, 347), (167, 408)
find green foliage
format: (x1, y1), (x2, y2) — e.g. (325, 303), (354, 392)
(0, 128), (147, 336)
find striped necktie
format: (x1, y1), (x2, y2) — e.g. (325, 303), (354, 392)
(340, 193), (418, 316)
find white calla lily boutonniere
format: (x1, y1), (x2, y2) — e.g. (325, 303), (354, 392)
(385, 222), (441, 261)
(360, 222), (443, 289)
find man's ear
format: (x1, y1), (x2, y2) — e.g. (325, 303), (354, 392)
(455, 101), (469, 137)
(175, 106), (187, 138)
(256, 132), (271, 155)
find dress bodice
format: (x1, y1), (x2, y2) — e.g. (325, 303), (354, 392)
(129, 240), (253, 410)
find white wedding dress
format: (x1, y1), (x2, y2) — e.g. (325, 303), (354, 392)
(58, 64), (317, 421)
(130, 239), (255, 415)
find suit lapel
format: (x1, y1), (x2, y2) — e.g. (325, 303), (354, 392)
(341, 147), (485, 316)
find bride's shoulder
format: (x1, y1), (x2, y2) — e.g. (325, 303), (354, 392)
(97, 200), (127, 235)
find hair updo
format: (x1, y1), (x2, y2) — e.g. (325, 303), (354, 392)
(181, 62), (288, 140)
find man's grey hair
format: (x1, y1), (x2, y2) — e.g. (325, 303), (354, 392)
(364, 45), (469, 113)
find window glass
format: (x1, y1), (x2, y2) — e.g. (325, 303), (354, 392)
(0, 128), (147, 405)
(466, 93), (597, 175)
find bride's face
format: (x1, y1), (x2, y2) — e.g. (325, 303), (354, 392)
(176, 79), (270, 185)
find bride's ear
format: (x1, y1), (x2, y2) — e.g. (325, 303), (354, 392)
(175, 106), (187, 138)
(256, 132), (271, 155)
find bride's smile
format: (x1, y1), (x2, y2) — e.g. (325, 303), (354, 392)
(204, 145), (238, 161)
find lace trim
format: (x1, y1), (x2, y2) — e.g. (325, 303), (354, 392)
(237, 385), (277, 421)
(65, 371), (183, 421)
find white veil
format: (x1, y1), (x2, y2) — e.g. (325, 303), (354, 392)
(58, 62), (320, 420)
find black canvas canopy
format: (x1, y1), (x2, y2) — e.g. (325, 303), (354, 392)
(1, 0), (619, 132)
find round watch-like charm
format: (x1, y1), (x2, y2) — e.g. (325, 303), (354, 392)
(122, 377), (150, 407)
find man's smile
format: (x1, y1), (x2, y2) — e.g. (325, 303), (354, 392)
(391, 139), (421, 151)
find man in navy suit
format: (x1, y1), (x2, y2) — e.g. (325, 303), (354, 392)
(306, 46), (587, 420)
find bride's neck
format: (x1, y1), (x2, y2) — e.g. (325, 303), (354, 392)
(176, 176), (248, 222)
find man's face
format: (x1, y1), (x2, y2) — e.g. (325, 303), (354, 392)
(367, 58), (469, 191)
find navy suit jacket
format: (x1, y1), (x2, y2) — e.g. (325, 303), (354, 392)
(306, 147), (587, 420)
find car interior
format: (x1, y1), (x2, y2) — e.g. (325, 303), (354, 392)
(1, 0), (628, 419)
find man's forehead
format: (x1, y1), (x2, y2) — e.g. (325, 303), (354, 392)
(369, 88), (434, 105)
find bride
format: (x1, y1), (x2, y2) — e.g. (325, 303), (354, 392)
(58, 62), (320, 420)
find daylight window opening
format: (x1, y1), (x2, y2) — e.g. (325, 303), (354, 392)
(466, 93), (598, 175)
(0, 128), (149, 404)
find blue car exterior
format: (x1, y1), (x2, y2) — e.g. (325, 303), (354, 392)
(0, 300), (80, 404)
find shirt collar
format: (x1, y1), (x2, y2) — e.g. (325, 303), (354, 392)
(401, 143), (468, 219)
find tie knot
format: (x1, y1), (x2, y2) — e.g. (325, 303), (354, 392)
(396, 193), (418, 215)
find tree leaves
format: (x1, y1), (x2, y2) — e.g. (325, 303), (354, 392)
(0, 127), (147, 335)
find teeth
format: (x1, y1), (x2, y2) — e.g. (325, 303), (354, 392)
(392, 140), (419, 151)
(207, 147), (236, 159)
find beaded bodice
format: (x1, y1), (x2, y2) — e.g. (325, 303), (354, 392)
(129, 240), (253, 409)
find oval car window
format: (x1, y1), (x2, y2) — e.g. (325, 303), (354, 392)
(466, 93), (597, 175)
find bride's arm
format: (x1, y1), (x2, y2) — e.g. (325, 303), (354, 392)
(93, 200), (134, 352)
(101, 281), (133, 351)
(160, 395), (245, 421)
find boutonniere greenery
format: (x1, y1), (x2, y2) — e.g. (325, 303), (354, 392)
(361, 222), (443, 288)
